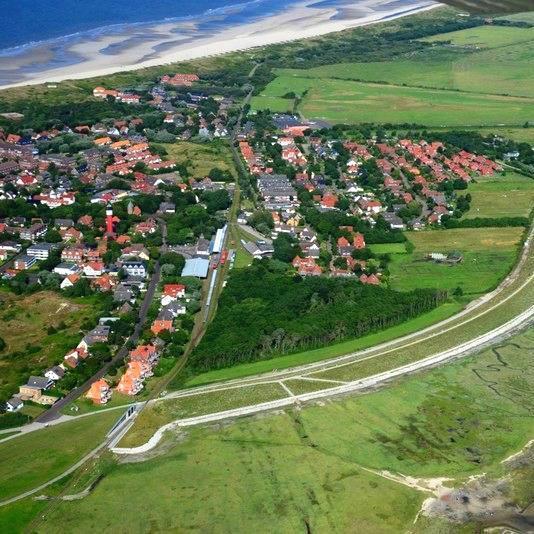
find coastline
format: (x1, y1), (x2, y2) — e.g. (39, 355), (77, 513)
(0, 0), (439, 91)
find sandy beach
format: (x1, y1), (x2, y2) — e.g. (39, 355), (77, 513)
(0, 0), (439, 90)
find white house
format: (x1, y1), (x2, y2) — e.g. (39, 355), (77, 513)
(6, 397), (23, 412)
(83, 261), (105, 278)
(54, 263), (81, 277)
(122, 261), (147, 278)
(45, 365), (65, 381)
(60, 274), (80, 290)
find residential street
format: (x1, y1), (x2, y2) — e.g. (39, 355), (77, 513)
(36, 260), (161, 423)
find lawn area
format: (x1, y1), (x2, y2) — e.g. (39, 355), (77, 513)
(464, 172), (534, 219)
(422, 25), (534, 49)
(228, 224), (253, 270)
(368, 243), (408, 254)
(0, 290), (100, 403)
(388, 227), (523, 296)
(252, 75), (534, 126)
(161, 140), (235, 178)
(22, 328), (534, 533)
(35, 415), (424, 534)
(0, 410), (122, 501)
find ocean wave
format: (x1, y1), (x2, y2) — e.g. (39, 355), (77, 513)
(0, 0), (299, 58)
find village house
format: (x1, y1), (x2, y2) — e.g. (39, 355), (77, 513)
(45, 366), (65, 381)
(54, 262), (81, 277)
(292, 256), (322, 277)
(14, 255), (36, 270)
(83, 261), (105, 278)
(116, 366), (144, 396)
(161, 284), (186, 306)
(60, 273), (81, 290)
(86, 379), (112, 405)
(122, 261), (147, 279)
(26, 243), (58, 261)
(5, 397), (24, 412)
(130, 344), (159, 365)
(18, 376), (57, 404)
(134, 219), (158, 236)
(151, 318), (174, 336)
(20, 223), (46, 242)
(161, 73), (199, 87)
(121, 244), (150, 261)
(360, 273), (381, 285)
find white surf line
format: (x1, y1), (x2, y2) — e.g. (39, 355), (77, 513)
(290, 377), (349, 385)
(111, 306), (533, 455)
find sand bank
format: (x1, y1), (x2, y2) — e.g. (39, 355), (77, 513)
(0, 0), (438, 90)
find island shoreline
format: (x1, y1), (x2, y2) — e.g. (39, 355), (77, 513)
(0, 0), (439, 91)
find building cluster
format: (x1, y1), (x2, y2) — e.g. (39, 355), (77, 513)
(0, 67), (242, 416)
(236, 113), (504, 281)
(93, 86), (141, 105)
(151, 284), (187, 336)
(7, 322), (112, 411)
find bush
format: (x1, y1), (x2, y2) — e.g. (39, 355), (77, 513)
(0, 411), (30, 429)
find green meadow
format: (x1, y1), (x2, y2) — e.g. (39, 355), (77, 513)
(387, 227), (524, 296)
(464, 172), (534, 219)
(422, 24), (534, 49)
(0, 410), (121, 502)
(4, 328), (531, 533)
(252, 76), (534, 126)
(252, 25), (534, 122)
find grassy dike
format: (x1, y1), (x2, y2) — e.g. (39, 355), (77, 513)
(3, 328), (531, 533)
(118, 225), (533, 448)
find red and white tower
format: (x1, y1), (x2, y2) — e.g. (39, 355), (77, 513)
(105, 203), (115, 237)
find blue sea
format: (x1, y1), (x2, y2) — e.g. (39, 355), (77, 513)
(0, 0), (430, 86)
(0, 0), (301, 52)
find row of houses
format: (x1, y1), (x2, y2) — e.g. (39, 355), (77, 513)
(6, 324), (112, 411)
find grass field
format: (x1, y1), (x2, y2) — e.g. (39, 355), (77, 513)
(228, 224), (254, 270)
(450, 126), (534, 144)
(368, 243), (408, 254)
(388, 227), (523, 295)
(252, 75), (534, 126)
(0, 290), (100, 403)
(119, 382), (287, 448)
(161, 140), (236, 178)
(464, 172), (534, 219)
(251, 25), (534, 123)
(11, 328), (533, 533)
(0, 410), (121, 502)
(422, 25), (534, 49)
